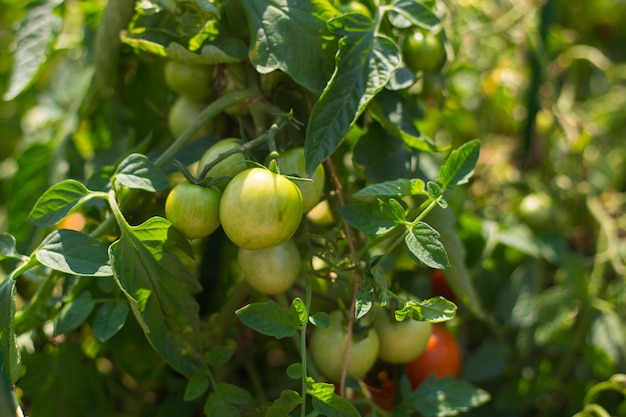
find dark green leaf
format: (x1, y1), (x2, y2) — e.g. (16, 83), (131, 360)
(438, 139), (480, 189)
(338, 198), (405, 235)
(54, 291), (95, 336)
(305, 14), (400, 175)
(266, 390), (301, 417)
(93, 300), (129, 342)
(241, 0), (335, 93)
(353, 178), (426, 199)
(236, 300), (300, 339)
(309, 311), (329, 328)
(109, 217), (204, 377)
(205, 345), (235, 367)
(216, 382), (252, 405)
(28, 180), (100, 228)
(184, 371), (210, 401)
(204, 392), (240, 417)
(405, 221), (450, 269)
(0, 233), (26, 261)
(286, 363), (304, 379)
(114, 153), (169, 192)
(352, 125), (411, 182)
(308, 381), (360, 417)
(395, 297), (456, 323)
(35, 230), (113, 277)
(461, 339), (506, 382)
(406, 376), (490, 416)
(3, 0), (63, 100)
(0, 279), (21, 383)
(388, 0), (441, 30)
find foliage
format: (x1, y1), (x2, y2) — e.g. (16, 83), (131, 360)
(0, 0), (625, 416)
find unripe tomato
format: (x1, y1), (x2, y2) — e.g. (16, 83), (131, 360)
(310, 310), (380, 382)
(405, 324), (461, 389)
(165, 182), (221, 240)
(277, 147), (325, 213)
(198, 138), (247, 189)
(219, 168), (303, 249)
(373, 307), (432, 364)
(164, 60), (215, 100)
(403, 30), (445, 73)
(167, 96), (212, 140)
(518, 192), (555, 231)
(238, 239), (301, 294)
(307, 200), (335, 226)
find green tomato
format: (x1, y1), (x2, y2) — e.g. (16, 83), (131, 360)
(403, 30), (445, 73)
(165, 182), (221, 240)
(164, 60), (215, 100)
(198, 138), (248, 189)
(167, 96), (212, 140)
(219, 167), (303, 249)
(310, 310), (380, 382)
(518, 192), (555, 231)
(238, 238), (301, 294)
(276, 147), (325, 213)
(373, 306), (432, 364)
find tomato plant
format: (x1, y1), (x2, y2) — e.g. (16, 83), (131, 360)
(219, 167), (303, 249)
(165, 182), (221, 240)
(309, 310), (380, 382)
(164, 59), (215, 100)
(405, 324), (462, 389)
(238, 238), (301, 294)
(403, 29), (445, 73)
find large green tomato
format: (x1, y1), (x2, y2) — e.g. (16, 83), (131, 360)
(276, 147), (325, 213)
(219, 167), (303, 249)
(164, 60), (215, 100)
(198, 138), (247, 189)
(310, 310), (380, 382)
(403, 30), (445, 73)
(165, 182), (221, 240)
(238, 238), (301, 294)
(167, 96), (212, 140)
(373, 306), (432, 364)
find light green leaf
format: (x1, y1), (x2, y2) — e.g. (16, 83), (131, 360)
(114, 153), (169, 192)
(388, 0), (441, 30)
(353, 178), (426, 199)
(309, 381), (360, 417)
(28, 180), (101, 228)
(438, 139), (481, 189)
(93, 301), (129, 342)
(35, 230), (113, 277)
(338, 198), (405, 235)
(3, 0), (63, 100)
(305, 14), (400, 175)
(0, 279), (21, 383)
(236, 300), (300, 339)
(406, 376), (490, 416)
(291, 297), (308, 325)
(395, 297), (456, 323)
(53, 291), (95, 336)
(241, 0), (336, 93)
(109, 216), (204, 377)
(405, 221), (450, 269)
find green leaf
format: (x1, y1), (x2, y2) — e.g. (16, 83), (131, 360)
(290, 297), (308, 325)
(426, 181), (443, 200)
(241, 0), (335, 94)
(352, 125), (411, 183)
(438, 139), (480, 189)
(405, 222), (450, 269)
(0, 279), (21, 383)
(266, 390), (301, 417)
(114, 153), (169, 192)
(28, 180), (100, 228)
(3, 0), (63, 100)
(216, 382), (252, 405)
(308, 381), (360, 417)
(338, 198), (406, 235)
(54, 291), (95, 336)
(93, 300), (129, 342)
(353, 178), (426, 199)
(388, 0), (441, 30)
(286, 363), (304, 379)
(236, 300), (300, 339)
(305, 14), (400, 175)
(205, 345), (235, 367)
(406, 376), (491, 416)
(0, 233), (26, 261)
(109, 216), (204, 377)
(35, 230), (113, 277)
(395, 297), (456, 323)
(355, 291), (373, 320)
(184, 371), (210, 401)
(204, 392), (240, 417)
(309, 311), (329, 328)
